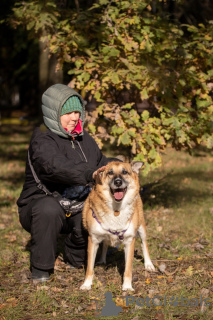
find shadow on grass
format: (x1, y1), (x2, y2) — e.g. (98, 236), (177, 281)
(24, 234), (126, 281)
(141, 170), (213, 208)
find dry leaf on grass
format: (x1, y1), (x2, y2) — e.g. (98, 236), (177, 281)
(145, 278), (152, 284)
(158, 263), (166, 273)
(192, 243), (204, 251)
(185, 266), (194, 276)
(115, 297), (129, 309)
(153, 311), (165, 320)
(36, 285), (49, 291)
(86, 300), (97, 311)
(51, 286), (63, 292)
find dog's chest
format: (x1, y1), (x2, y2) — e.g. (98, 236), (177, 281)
(91, 206), (136, 246)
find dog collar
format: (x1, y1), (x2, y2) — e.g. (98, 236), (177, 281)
(91, 209), (131, 241)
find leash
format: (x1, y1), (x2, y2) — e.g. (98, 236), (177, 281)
(27, 150), (84, 218)
(91, 209), (132, 241)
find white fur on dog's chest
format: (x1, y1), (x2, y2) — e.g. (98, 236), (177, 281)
(91, 207), (135, 247)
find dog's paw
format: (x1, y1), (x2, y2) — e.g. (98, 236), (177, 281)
(122, 278), (134, 291)
(145, 261), (155, 272)
(80, 283), (92, 290)
(122, 284), (134, 292)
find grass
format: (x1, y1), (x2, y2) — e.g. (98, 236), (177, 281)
(0, 123), (213, 320)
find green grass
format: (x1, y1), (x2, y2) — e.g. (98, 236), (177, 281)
(0, 124), (213, 320)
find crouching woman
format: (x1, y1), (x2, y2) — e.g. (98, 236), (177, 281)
(17, 84), (118, 281)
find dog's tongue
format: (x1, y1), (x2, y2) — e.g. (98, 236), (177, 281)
(114, 190), (124, 201)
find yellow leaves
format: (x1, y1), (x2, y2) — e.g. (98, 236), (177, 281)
(140, 40), (146, 50)
(115, 297), (127, 308)
(145, 278), (152, 284)
(185, 266), (194, 277)
(204, 34), (212, 41)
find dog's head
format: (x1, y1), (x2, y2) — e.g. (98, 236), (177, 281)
(95, 161), (143, 203)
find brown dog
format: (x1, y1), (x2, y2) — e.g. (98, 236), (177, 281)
(80, 161), (155, 291)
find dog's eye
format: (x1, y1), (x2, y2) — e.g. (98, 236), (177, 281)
(107, 169), (113, 176)
(122, 169), (128, 175)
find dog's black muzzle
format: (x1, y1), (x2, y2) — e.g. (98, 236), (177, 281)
(114, 178), (122, 188)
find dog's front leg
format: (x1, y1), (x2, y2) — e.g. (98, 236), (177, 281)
(122, 238), (135, 291)
(138, 225), (155, 271)
(80, 235), (99, 290)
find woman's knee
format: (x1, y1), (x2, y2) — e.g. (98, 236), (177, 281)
(32, 197), (65, 222)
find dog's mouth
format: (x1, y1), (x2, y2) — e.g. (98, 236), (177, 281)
(110, 187), (127, 202)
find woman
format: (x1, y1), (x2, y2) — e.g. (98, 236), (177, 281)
(17, 84), (119, 282)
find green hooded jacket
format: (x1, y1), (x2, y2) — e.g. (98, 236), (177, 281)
(42, 84), (86, 138)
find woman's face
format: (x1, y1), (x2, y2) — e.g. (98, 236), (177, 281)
(60, 111), (80, 131)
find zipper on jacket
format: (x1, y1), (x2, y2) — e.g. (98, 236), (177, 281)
(69, 137), (88, 162)
(77, 140), (88, 162)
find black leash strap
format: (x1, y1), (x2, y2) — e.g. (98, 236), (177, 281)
(27, 150), (85, 217)
(27, 150), (52, 196)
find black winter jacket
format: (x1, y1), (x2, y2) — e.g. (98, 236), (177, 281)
(17, 125), (115, 207)
(17, 84), (118, 208)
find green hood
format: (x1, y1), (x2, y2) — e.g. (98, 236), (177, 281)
(42, 84), (86, 138)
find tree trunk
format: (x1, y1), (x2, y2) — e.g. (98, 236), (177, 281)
(38, 34), (63, 116)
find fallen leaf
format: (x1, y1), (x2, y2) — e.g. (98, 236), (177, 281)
(87, 300), (97, 311)
(115, 297), (127, 308)
(200, 288), (209, 297)
(185, 266), (193, 276)
(96, 280), (103, 288)
(51, 287), (63, 292)
(154, 311), (164, 319)
(6, 298), (16, 302)
(158, 263), (166, 273)
(145, 278), (151, 284)
(192, 243), (204, 251)
(37, 285), (49, 291)
(199, 238), (209, 245)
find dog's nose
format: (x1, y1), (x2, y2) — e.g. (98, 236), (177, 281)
(114, 178), (122, 187)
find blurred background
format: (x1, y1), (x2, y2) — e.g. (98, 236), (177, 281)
(1, 0), (212, 115)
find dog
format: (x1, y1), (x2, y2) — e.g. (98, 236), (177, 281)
(80, 161), (155, 291)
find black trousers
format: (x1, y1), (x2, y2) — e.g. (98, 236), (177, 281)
(18, 196), (88, 270)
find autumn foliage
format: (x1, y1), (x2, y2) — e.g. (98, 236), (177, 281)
(9, 0), (213, 173)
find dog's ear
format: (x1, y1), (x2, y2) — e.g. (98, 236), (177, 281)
(94, 171), (103, 185)
(93, 166), (106, 185)
(131, 161), (144, 174)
